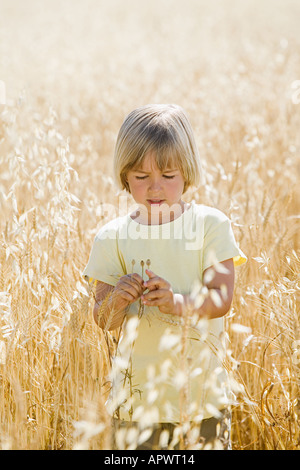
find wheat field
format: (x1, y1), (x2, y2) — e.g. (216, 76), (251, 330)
(0, 0), (299, 450)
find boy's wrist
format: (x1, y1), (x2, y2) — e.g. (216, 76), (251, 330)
(173, 293), (187, 316)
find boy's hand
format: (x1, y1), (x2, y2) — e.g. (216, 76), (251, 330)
(141, 269), (184, 316)
(114, 273), (146, 310)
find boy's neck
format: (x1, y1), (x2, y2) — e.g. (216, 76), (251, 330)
(130, 200), (190, 225)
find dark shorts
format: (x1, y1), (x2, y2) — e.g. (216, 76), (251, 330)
(113, 408), (231, 450)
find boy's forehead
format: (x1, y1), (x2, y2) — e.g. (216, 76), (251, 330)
(136, 151), (178, 171)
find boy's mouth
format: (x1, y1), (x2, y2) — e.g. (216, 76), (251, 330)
(147, 199), (165, 206)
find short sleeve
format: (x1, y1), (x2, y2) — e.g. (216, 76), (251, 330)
(82, 228), (126, 287)
(202, 210), (247, 271)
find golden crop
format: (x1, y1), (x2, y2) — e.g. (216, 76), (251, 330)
(0, 0), (299, 450)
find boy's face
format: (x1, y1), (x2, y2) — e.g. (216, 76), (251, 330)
(126, 152), (186, 222)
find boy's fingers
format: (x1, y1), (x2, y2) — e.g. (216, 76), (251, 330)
(142, 299), (161, 306)
(130, 273), (144, 285)
(144, 280), (161, 290)
(129, 276), (145, 294)
(121, 274), (145, 290)
(142, 289), (167, 301)
(145, 269), (155, 277)
(120, 273), (143, 285)
(144, 277), (170, 290)
(120, 291), (136, 302)
(145, 270), (160, 285)
(118, 280), (142, 298)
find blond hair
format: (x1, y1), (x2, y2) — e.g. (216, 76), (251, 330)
(113, 104), (202, 193)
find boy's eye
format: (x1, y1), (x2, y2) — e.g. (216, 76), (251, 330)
(135, 175), (148, 180)
(163, 175), (175, 179)
(135, 174), (176, 180)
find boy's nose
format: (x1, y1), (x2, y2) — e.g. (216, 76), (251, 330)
(149, 179), (162, 192)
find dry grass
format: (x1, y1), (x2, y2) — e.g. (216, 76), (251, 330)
(0, 0), (299, 450)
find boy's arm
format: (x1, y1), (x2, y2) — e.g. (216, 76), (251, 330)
(141, 259), (235, 319)
(93, 281), (117, 330)
(193, 258), (235, 319)
(93, 274), (145, 330)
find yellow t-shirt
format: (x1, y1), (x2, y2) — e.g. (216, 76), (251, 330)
(83, 201), (247, 423)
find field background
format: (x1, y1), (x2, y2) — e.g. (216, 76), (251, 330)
(0, 0), (299, 450)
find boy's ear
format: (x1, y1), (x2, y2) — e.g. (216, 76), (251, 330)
(123, 176), (131, 193)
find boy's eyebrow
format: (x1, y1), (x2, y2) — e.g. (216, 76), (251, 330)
(133, 168), (178, 174)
